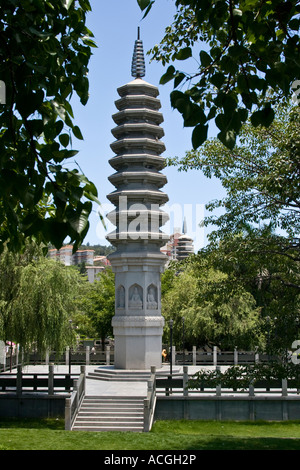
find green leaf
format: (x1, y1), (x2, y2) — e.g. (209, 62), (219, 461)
(251, 107), (275, 128)
(69, 202), (92, 235)
(174, 72), (186, 88)
(16, 90), (44, 118)
(200, 50), (212, 67)
(160, 66), (176, 85)
(184, 104), (206, 127)
(61, 0), (74, 10)
(137, 0), (152, 11)
(217, 129), (236, 149)
(73, 125), (84, 140)
(192, 124), (208, 149)
(59, 134), (70, 148)
(170, 90), (189, 111)
(210, 72), (225, 89)
(175, 47), (192, 61)
(141, 0), (155, 18)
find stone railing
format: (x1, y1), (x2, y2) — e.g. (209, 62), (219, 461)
(144, 366), (157, 432)
(0, 364), (80, 395)
(65, 366), (86, 431)
(154, 366), (299, 397)
(0, 345), (274, 372)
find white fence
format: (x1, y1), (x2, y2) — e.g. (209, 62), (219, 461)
(1, 345), (271, 371)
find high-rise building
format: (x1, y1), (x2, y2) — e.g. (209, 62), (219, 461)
(48, 245), (95, 266)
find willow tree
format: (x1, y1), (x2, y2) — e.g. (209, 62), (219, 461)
(0, 245), (85, 354)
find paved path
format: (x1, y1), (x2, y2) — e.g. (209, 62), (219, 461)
(6, 364), (227, 397)
(7, 364), (195, 397)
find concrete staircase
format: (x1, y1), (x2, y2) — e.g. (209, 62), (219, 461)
(72, 395), (145, 432)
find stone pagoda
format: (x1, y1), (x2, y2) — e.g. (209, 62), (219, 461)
(106, 29), (169, 370)
(176, 218), (195, 261)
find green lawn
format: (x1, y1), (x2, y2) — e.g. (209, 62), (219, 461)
(1, 418), (300, 450)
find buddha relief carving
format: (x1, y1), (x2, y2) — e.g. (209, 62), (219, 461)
(147, 284), (158, 309)
(129, 284), (143, 309)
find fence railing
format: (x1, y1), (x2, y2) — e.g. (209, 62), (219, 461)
(154, 366), (300, 397)
(144, 366), (157, 432)
(0, 364), (80, 395)
(65, 366), (86, 431)
(0, 345), (273, 372)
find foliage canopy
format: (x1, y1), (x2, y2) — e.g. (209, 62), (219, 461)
(0, 244), (84, 353)
(137, 0), (300, 149)
(0, 0), (99, 254)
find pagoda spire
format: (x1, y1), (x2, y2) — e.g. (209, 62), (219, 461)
(131, 27), (146, 78)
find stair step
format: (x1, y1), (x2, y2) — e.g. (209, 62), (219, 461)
(76, 416), (143, 422)
(86, 367), (180, 383)
(81, 404), (144, 409)
(77, 410), (144, 419)
(71, 394), (147, 432)
(74, 421), (143, 426)
(87, 374), (150, 382)
(84, 396), (144, 400)
(72, 426), (143, 432)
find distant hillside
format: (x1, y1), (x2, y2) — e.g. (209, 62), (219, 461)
(79, 244), (115, 256)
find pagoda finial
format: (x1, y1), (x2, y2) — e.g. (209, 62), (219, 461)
(131, 27), (146, 78)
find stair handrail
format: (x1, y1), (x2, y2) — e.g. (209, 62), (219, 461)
(144, 365), (156, 432)
(65, 365), (86, 431)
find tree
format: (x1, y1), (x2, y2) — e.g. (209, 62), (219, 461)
(169, 103), (300, 247)
(161, 257), (262, 349)
(0, 244), (85, 353)
(137, 0), (300, 149)
(0, 0), (100, 254)
(81, 269), (115, 349)
(166, 102), (300, 357)
(195, 231), (300, 358)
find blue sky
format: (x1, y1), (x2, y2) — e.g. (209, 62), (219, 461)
(70, 0), (225, 251)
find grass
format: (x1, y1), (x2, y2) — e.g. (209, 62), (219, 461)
(1, 418), (300, 450)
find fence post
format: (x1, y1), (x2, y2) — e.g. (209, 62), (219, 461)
(213, 346), (217, 367)
(255, 350), (259, 363)
(144, 397), (150, 432)
(216, 365), (221, 396)
(65, 397), (71, 431)
(249, 381), (255, 397)
(86, 346), (90, 365)
(193, 346), (196, 366)
(45, 349), (49, 365)
(48, 364), (54, 395)
(172, 346), (176, 367)
(74, 378), (79, 410)
(65, 346), (69, 367)
(183, 365), (189, 397)
(234, 348), (238, 365)
(16, 345), (19, 367)
(17, 364), (22, 396)
(282, 378), (288, 397)
(106, 345), (110, 365)
(81, 365), (86, 394)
